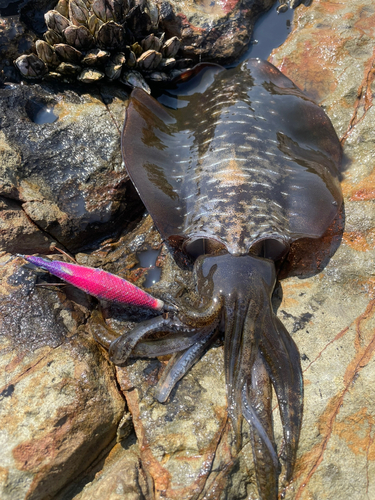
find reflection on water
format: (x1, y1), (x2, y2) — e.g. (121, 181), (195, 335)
(25, 99), (58, 124)
(156, 4), (294, 110)
(240, 3), (294, 61)
(136, 249), (162, 288)
(33, 106), (58, 124)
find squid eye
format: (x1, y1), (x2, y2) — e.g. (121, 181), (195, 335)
(250, 238), (288, 261)
(184, 238), (226, 259)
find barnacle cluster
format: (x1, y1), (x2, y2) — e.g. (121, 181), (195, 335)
(14, 0), (190, 90)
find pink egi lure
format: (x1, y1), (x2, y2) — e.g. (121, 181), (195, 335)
(20, 255), (164, 312)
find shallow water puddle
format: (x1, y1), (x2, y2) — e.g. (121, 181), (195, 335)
(136, 249), (162, 288)
(241, 3), (294, 61)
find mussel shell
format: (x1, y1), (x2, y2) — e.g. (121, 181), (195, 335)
(64, 25), (95, 50)
(88, 14), (103, 36)
(55, 43), (83, 63)
(125, 50), (137, 68)
(55, 0), (69, 18)
(78, 68), (105, 82)
(114, 52), (126, 64)
(92, 0), (125, 23)
(105, 61), (122, 80)
(69, 0), (90, 26)
(159, 57), (175, 70)
(120, 70), (151, 93)
(148, 70), (169, 82)
(125, 5), (152, 38)
(137, 49), (162, 71)
(97, 21), (125, 50)
(35, 40), (60, 67)
(162, 36), (180, 58)
(141, 33), (162, 52)
(55, 62), (82, 75)
(83, 48), (111, 66)
(43, 29), (63, 45)
(145, 0), (159, 28)
(44, 71), (65, 82)
(131, 42), (143, 57)
(14, 54), (48, 79)
(44, 10), (71, 35)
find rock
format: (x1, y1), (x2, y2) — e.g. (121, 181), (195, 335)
(0, 255), (126, 500)
(267, 1), (375, 499)
(1, 1), (374, 500)
(0, 196), (56, 254)
(116, 350), (255, 500)
(162, 0), (275, 64)
(19, 0), (58, 35)
(0, 15), (36, 82)
(63, 441), (150, 500)
(0, 82), (140, 252)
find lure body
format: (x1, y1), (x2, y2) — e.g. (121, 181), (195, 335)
(22, 255), (164, 311)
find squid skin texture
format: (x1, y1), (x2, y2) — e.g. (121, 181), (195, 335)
(114, 57), (342, 500)
(21, 255), (164, 311)
(122, 59), (342, 260)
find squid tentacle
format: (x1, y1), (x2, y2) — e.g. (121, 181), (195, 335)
(259, 313), (303, 480)
(224, 294), (265, 446)
(133, 322), (219, 357)
(155, 325), (219, 403)
(109, 314), (205, 364)
(242, 351), (279, 500)
(224, 298), (249, 443)
(177, 295), (224, 328)
(89, 309), (120, 349)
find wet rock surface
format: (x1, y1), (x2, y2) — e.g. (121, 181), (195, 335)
(269, 1), (375, 499)
(0, 81), (135, 252)
(64, 440), (150, 500)
(163, 0), (275, 64)
(0, 14), (36, 83)
(1, 0), (375, 499)
(0, 256), (126, 500)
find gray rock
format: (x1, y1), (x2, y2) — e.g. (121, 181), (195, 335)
(0, 82), (138, 252)
(64, 441), (150, 500)
(161, 0), (275, 64)
(0, 15), (36, 82)
(0, 195), (55, 254)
